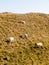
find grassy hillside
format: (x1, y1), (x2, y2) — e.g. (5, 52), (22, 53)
(0, 12), (49, 65)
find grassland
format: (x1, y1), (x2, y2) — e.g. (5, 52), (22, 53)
(0, 12), (49, 65)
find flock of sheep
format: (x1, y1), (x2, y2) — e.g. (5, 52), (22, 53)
(6, 20), (43, 47)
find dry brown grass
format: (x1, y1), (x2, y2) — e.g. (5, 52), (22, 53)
(0, 12), (49, 65)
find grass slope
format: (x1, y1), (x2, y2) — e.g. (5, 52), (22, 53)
(0, 12), (49, 65)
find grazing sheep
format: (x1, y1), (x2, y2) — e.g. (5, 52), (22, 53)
(6, 37), (14, 43)
(34, 42), (43, 48)
(24, 34), (28, 39)
(19, 34), (28, 39)
(18, 20), (25, 24)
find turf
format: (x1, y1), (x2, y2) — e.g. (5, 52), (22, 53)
(0, 12), (49, 65)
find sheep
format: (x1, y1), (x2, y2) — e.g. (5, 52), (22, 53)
(34, 42), (43, 48)
(6, 37), (14, 43)
(24, 34), (28, 39)
(19, 34), (28, 39)
(18, 20), (25, 24)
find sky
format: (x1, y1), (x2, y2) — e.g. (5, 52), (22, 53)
(0, 0), (49, 14)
